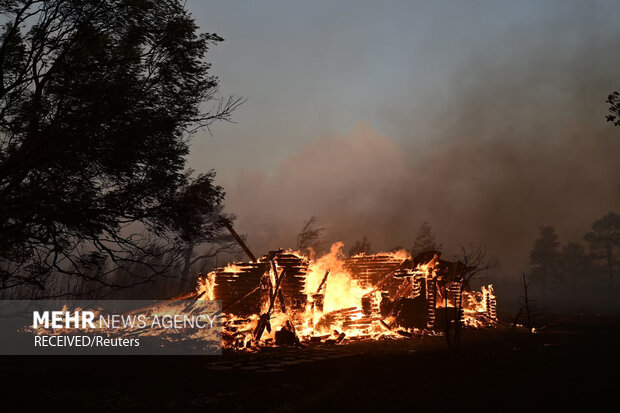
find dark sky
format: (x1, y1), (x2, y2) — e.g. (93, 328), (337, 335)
(185, 1), (620, 274)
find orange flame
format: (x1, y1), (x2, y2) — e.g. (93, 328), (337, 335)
(198, 242), (497, 350)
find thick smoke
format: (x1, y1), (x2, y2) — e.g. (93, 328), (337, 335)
(223, 15), (620, 281)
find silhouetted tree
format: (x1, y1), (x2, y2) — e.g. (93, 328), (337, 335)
(560, 241), (591, 290)
(296, 216), (324, 255)
(411, 221), (442, 256)
(348, 236), (372, 257)
(0, 0), (243, 297)
(584, 212), (620, 290)
(529, 226), (562, 299)
(443, 243), (497, 352)
(175, 208), (240, 285)
(530, 226), (562, 296)
(606, 91), (620, 126)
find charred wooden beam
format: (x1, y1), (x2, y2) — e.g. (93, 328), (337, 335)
(379, 319), (392, 330)
(272, 260), (288, 313)
(315, 269), (330, 294)
(220, 216), (257, 262)
(253, 263), (286, 341)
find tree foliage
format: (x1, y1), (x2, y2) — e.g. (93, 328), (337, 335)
(0, 0), (243, 296)
(296, 215), (324, 254)
(584, 212), (620, 289)
(529, 226), (562, 296)
(411, 221), (441, 256)
(606, 91), (620, 126)
(560, 241), (590, 287)
(348, 235), (372, 257)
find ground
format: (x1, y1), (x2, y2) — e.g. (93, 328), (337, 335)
(0, 315), (618, 412)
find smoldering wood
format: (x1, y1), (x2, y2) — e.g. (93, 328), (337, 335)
(212, 261), (268, 316)
(213, 285), (261, 317)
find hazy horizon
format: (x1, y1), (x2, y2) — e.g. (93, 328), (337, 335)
(185, 1), (620, 276)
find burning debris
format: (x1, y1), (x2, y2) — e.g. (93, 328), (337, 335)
(196, 242), (497, 350)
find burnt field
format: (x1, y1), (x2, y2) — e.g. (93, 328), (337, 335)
(1, 314), (617, 412)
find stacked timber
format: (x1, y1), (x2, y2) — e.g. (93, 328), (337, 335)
(344, 254), (406, 286)
(485, 290), (497, 320)
(425, 277), (437, 329)
(265, 250), (309, 312)
(212, 262), (269, 316)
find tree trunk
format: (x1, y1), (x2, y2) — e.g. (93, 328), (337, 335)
(181, 241), (196, 282)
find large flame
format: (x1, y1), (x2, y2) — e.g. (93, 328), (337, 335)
(305, 242), (371, 312)
(198, 242), (497, 350)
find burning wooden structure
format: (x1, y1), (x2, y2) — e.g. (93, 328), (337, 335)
(197, 241), (497, 350)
